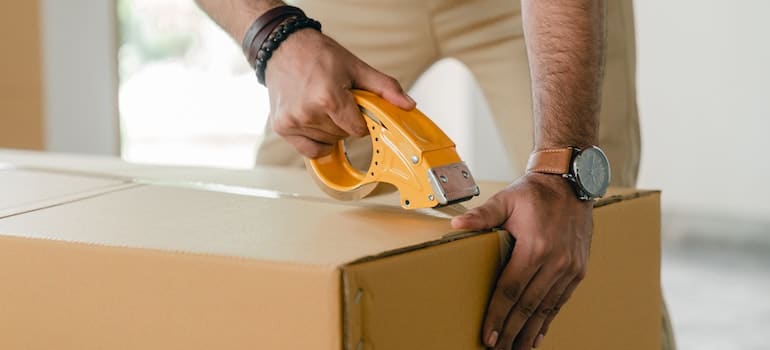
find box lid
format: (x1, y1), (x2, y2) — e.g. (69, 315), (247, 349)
(0, 166), (133, 218)
(0, 165), (650, 268)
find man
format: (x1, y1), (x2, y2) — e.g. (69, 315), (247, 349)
(196, 1), (672, 349)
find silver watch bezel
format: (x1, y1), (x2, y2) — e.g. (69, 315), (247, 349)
(566, 146), (611, 200)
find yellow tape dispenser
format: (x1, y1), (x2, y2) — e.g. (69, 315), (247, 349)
(306, 89), (480, 210)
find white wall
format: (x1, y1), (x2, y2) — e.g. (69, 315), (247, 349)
(635, 0), (770, 221)
(40, 0), (120, 155)
(416, 2), (770, 222)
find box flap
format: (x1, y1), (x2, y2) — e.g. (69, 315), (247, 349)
(0, 183), (465, 266)
(0, 167), (134, 218)
(0, 149), (356, 202)
(0, 149), (133, 174)
(0, 150), (653, 210)
(0, 151), (657, 268)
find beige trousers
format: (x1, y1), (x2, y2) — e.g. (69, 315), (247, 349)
(256, 0), (672, 348)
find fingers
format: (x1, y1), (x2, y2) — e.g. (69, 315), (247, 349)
(352, 63), (416, 111)
(513, 271), (574, 350)
(325, 90), (369, 137)
(312, 88), (370, 137)
(538, 274), (582, 339)
(264, 31), (413, 157)
(481, 238), (540, 349)
(451, 193), (512, 230)
(283, 135), (335, 159)
(492, 267), (558, 350)
(272, 106), (352, 158)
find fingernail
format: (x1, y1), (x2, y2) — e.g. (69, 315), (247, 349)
(450, 214), (469, 226)
(405, 93), (416, 106)
(486, 331), (499, 347)
(533, 334), (544, 348)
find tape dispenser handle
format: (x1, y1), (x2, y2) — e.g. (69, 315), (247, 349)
(306, 90), (388, 195)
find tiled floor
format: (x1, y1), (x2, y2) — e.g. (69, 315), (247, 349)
(662, 226), (770, 349)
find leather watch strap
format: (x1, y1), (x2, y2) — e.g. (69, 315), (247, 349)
(526, 148), (574, 175)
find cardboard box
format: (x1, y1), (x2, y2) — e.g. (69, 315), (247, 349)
(0, 151), (661, 349)
(0, 165), (133, 218)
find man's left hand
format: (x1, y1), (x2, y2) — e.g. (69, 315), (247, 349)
(451, 172), (593, 350)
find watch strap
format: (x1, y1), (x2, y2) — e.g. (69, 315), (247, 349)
(526, 148), (574, 175)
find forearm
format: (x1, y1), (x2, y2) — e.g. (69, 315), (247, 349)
(522, 0), (606, 150)
(195, 0), (285, 42)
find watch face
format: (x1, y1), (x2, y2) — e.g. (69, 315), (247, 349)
(573, 147), (611, 198)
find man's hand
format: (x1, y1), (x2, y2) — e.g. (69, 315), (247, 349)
(195, 0), (415, 158)
(451, 173), (592, 350)
(264, 29), (415, 158)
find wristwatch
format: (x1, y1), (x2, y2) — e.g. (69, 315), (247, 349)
(526, 146), (611, 201)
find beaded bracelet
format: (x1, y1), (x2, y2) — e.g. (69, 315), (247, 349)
(254, 16), (322, 85)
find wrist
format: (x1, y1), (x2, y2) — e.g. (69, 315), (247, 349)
(238, 5), (322, 85)
(241, 5), (306, 66)
(234, 1), (287, 43)
(526, 146), (611, 201)
(264, 28), (324, 82)
(534, 140), (596, 153)
(255, 17), (322, 84)
(523, 172), (592, 209)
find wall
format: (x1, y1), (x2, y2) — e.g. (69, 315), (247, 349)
(40, 0), (120, 155)
(419, 1), (770, 223)
(634, 0), (770, 221)
(0, 1), (44, 150)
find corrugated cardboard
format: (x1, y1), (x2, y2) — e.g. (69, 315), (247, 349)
(0, 152), (660, 349)
(0, 148), (340, 200)
(0, 166), (134, 218)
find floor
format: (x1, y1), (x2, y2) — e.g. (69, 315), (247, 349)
(661, 214), (770, 350)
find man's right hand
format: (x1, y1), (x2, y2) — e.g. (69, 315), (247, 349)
(264, 28), (416, 158)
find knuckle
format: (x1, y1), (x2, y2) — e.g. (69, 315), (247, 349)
(552, 303), (562, 314)
(538, 304), (555, 318)
(554, 255), (572, 274)
(274, 113), (299, 133)
(575, 268), (587, 281)
(347, 117), (368, 136)
(383, 76), (402, 91)
(530, 240), (549, 259)
(500, 282), (522, 302)
(303, 144), (328, 159)
(273, 119), (290, 136)
(316, 94), (339, 112)
(516, 302), (536, 318)
(572, 263), (587, 280)
(296, 112), (316, 125)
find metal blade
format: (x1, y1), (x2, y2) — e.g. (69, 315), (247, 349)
(414, 203), (470, 219)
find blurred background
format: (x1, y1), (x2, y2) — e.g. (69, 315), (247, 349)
(1, 0), (768, 348)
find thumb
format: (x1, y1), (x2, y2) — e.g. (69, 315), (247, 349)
(451, 195), (512, 231)
(353, 63), (416, 110)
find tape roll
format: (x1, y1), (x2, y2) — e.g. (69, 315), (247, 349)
(305, 157), (379, 201)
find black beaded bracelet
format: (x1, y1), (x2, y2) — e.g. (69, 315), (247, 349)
(254, 16), (322, 85)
